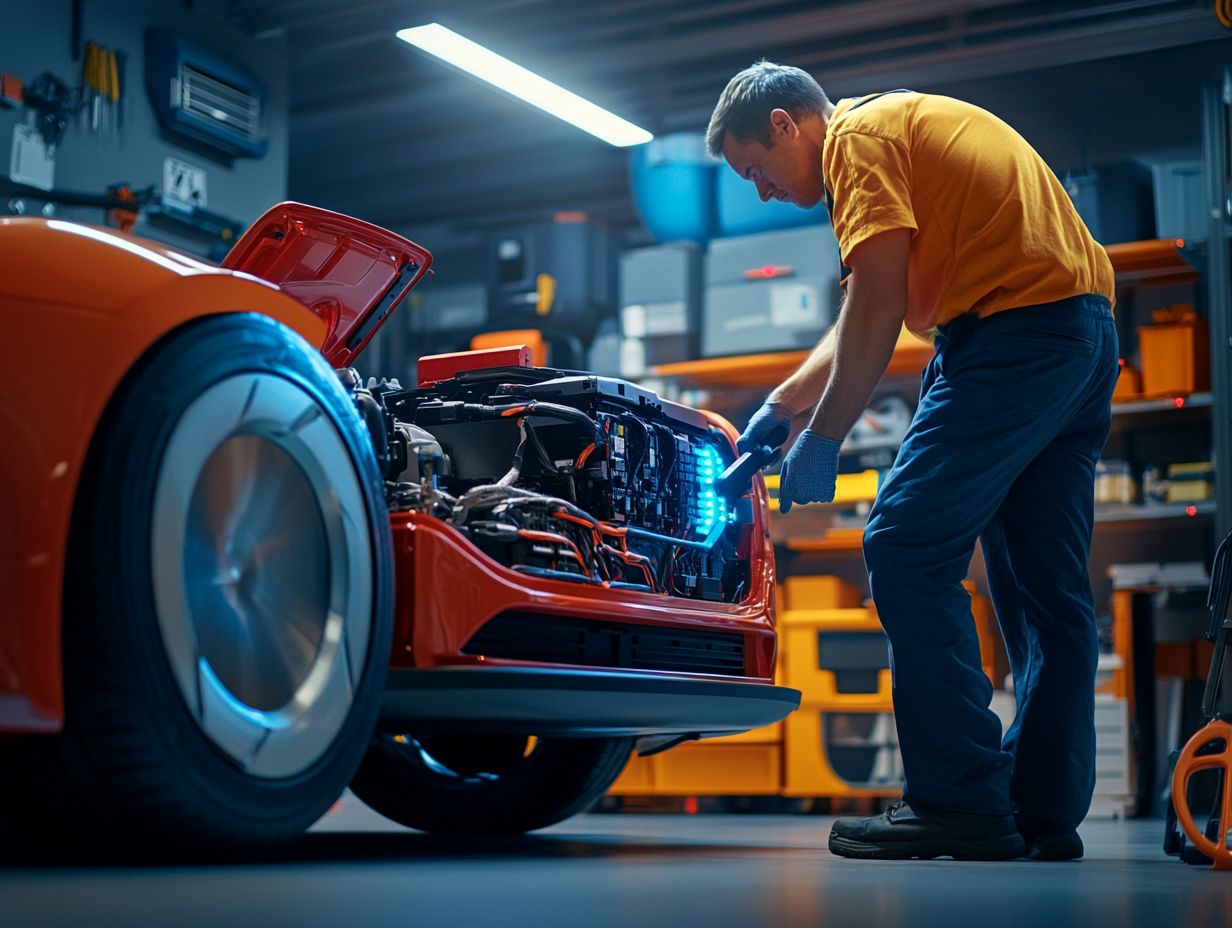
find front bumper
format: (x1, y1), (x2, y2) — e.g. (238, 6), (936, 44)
(389, 510), (779, 680)
(379, 666), (801, 738)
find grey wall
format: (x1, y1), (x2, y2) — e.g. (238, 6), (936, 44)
(0, 0), (288, 251)
(930, 38), (1232, 172)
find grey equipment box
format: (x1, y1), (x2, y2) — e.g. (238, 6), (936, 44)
(619, 242), (703, 371)
(703, 225), (840, 357)
(407, 280), (489, 333)
(490, 215), (619, 339)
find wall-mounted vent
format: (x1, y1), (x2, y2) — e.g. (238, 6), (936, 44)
(146, 28), (268, 159)
(179, 64), (262, 144)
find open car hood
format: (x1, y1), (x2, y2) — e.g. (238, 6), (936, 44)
(222, 201), (433, 368)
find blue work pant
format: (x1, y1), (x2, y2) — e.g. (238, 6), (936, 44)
(863, 294), (1118, 826)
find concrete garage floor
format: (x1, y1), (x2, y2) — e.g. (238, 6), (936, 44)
(2, 793), (1227, 928)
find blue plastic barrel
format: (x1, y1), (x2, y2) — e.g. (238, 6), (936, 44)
(716, 163), (829, 237)
(628, 133), (716, 245)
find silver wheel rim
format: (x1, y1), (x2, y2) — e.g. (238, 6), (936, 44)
(151, 373), (373, 779)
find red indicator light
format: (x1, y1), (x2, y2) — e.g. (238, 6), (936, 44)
(1186, 505), (1198, 517)
(1118, 357), (1126, 368)
(744, 264), (793, 280)
(1174, 397), (1185, 408)
(1176, 238), (1185, 248)
(684, 796), (699, 815)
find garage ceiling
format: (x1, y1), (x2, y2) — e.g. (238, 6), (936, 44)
(228, 0), (1229, 237)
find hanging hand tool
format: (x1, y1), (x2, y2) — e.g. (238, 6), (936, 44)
(105, 46), (117, 136)
(114, 49), (126, 134)
(81, 40), (96, 133)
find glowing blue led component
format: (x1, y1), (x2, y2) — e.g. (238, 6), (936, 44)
(691, 442), (729, 536)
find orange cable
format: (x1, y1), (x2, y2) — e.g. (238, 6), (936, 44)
(516, 529), (587, 569)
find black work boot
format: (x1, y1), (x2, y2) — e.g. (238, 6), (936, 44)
(828, 800), (1027, 860)
(1015, 814), (1084, 861)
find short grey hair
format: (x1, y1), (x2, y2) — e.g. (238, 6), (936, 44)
(706, 60), (830, 156)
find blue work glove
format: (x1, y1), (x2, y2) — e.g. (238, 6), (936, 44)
(778, 429), (842, 513)
(738, 400), (794, 453)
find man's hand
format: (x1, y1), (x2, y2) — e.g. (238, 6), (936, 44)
(739, 400), (794, 453)
(778, 429), (842, 513)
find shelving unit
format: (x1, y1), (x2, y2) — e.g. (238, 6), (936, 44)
(651, 328), (933, 389)
(651, 238), (1195, 392)
(1104, 238), (1198, 284)
(1093, 500), (1216, 523)
(784, 531), (865, 554)
(1111, 392), (1211, 416)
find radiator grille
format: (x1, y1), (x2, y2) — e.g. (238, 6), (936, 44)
(462, 611), (747, 676)
(180, 64), (263, 141)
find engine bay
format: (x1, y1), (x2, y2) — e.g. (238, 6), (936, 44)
(343, 364), (752, 603)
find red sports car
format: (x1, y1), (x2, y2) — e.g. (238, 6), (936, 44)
(0, 202), (798, 844)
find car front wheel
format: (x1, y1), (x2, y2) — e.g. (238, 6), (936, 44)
(0, 313), (393, 846)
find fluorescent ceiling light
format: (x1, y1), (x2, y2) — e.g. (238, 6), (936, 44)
(396, 23), (653, 147)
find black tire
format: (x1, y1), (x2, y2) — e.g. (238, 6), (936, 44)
(0, 314), (393, 846)
(350, 733), (635, 836)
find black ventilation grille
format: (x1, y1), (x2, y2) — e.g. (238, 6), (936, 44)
(462, 611), (747, 676)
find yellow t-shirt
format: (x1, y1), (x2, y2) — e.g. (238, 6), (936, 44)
(822, 91), (1115, 336)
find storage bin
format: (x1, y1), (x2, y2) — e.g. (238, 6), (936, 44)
(1137, 305), (1210, 396)
(1152, 160), (1207, 243)
(781, 607), (893, 710)
(628, 133), (716, 245)
(619, 242), (703, 372)
(608, 742), (783, 796)
(1112, 362), (1142, 401)
(782, 575), (865, 610)
(1093, 696), (1132, 798)
(1061, 162), (1156, 245)
(716, 161), (829, 236)
(784, 586), (997, 708)
(1165, 461), (1215, 502)
(783, 707), (903, 798)
(1095, 459), (1139, 505)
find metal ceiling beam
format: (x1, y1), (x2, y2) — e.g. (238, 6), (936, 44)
(287, 0), (1205, 125)
(291, 14), (1229, 229)
(290, 4), (1223, 137)
(283, 0), (1024, 107)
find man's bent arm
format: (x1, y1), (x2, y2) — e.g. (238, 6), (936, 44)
(809, 229), (910, 440)
(769, 323), (838, 414)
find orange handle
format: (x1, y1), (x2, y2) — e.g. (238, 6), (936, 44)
(1171, 719), (1232, 870)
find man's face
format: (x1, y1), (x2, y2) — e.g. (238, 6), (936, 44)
(721, 109), (825, 209)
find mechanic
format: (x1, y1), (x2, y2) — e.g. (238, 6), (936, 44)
(706, 62), (1117, 861)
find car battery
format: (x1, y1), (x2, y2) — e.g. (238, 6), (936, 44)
(619, 242), (702, 375)
(490, 213), (619, 340)
(702, 226), (840, 357)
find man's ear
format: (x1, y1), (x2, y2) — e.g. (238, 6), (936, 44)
(769, 108), (797, 139)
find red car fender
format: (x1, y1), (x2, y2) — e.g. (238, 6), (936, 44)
(0, 219), (326, 732)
